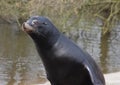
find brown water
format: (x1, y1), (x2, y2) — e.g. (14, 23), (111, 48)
(0, 21), (120, 85)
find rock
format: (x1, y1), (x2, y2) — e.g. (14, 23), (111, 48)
(104, 72), (120, 85)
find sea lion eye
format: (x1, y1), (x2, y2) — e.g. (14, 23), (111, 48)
(43, 22), (47, 25)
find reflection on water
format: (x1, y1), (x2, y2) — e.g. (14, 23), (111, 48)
(0, 22), (120, 85)
(0, 24), (46, 85)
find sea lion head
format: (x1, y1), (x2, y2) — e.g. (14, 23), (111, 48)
(22, 16), (60, 44)
(22, 16), (58, 36)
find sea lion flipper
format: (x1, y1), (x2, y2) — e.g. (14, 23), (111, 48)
(84, 63), (105, 85)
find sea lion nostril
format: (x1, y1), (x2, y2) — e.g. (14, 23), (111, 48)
(32, 20), (39, 25)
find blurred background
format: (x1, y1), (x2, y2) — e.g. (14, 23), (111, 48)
(0, 0), (120, 85)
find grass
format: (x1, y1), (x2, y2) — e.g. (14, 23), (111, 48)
(0, 0), (120, 35)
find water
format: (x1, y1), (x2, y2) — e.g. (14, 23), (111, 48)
(0, 21), (120, 85)
(0, 24), (46, 85)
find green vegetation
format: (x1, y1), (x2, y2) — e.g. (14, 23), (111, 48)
(0, 0), (120, 35)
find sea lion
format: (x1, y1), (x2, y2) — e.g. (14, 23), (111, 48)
(22, 16), (105, 85)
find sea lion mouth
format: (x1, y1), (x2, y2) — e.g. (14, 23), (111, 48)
(22, 22), (35, 33)
(22, 19), (40, 33)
